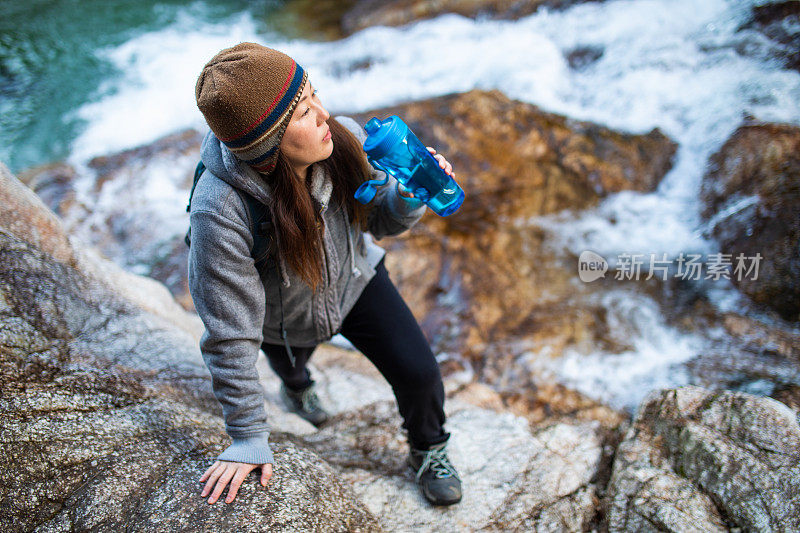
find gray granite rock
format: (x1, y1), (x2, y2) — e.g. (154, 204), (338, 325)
(607, 385), (800, 532)
(0, 162), (381, 532)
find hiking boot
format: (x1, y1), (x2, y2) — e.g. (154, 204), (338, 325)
(279, 382), (330, 427)
(408, 441), (462, 506)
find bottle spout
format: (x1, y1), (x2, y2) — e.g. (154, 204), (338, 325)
(365, 117), (382, 135)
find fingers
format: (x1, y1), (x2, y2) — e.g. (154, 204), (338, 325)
(200, 461), (224, 497)
(396, 181), (415, 199)
(199, 461), (220, 483)
(224, 465), (253, 504)
(208, 463), (238, 504)
(426, 147), (454, 177)
(261, 463), (273, 486)
(433, 154), (454, 176)
(200, 462), (273, 505)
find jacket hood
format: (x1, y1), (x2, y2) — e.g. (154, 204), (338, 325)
(199, 129), (349, 288)
(201, 129), (275, 207)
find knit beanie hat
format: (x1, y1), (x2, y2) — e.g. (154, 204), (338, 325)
(195, 42), (308, 175)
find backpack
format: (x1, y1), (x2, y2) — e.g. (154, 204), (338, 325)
(184, 160), (297, 367)
(184, 160), (274, 272)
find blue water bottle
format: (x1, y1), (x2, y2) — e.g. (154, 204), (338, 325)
(354, 116), (465, 217)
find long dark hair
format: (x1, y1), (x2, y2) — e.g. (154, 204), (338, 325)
(267, 117), (372, 293)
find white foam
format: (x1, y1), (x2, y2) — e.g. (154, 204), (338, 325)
(71, 0), (800, 170)
(67, 9), (264, 164)
(528, 289), (706, 414)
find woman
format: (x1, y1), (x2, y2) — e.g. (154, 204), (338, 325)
(189, 42), (462, 508)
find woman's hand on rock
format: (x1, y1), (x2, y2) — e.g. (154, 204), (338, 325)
(426, 146), (455, 177)
(199, 460), (273, 504)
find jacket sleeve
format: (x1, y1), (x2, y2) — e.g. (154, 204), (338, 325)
(188, 208), (273, 465)
(335, 115), (427, 240)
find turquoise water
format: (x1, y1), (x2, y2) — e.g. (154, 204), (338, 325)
(0, 0), (278, 173)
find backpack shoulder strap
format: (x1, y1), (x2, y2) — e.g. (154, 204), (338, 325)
(186, 160), (206, 213)
(184, 160), (206, 247)
(235, 189), (274, 272)
(184, 161), (273, 270)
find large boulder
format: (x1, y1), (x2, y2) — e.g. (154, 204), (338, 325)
(353, 90), (676, 229)
(0, 165), (381, 532)
(606, 386), (800, 532)
(700, 120), (800, 322)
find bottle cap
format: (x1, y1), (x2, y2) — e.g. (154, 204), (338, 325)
(362, 115), (408, 160)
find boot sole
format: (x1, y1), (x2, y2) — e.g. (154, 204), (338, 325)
(422, 483), (462, 506)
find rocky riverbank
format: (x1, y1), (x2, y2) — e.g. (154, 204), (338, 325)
(2, 161), (798, 531)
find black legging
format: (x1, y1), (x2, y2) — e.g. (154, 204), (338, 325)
(261, 256), (450, 449)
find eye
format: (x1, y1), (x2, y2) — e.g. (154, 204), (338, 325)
(300, 88), (318, 117)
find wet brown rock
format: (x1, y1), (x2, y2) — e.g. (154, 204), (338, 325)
(660, 291), (800, 405)
(566, 45), (605, 70)
(501, 381), (627, 431)
(86, 128), (203, 178)
(771, 382), (800, 413)
(351, 89), (676, 375)
(700, 120), (800, 321)
(606, 386), (800, 532)
(18, 161), (79, 217)
(353, 90), (675, 229)
(0, 162), (76, 267)
(341, 0), (600, 36)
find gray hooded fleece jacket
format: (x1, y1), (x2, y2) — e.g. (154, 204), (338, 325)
(188, 116), (427, 464)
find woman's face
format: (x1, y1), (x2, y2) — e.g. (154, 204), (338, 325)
(280, 81), (333, 176)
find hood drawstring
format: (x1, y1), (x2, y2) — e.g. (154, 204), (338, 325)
(344, 207), (360, 278)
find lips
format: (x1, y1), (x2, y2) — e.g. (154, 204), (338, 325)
(323, 128), (331, 141)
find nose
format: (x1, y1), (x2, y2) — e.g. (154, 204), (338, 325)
(314, 100), (330, 124)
